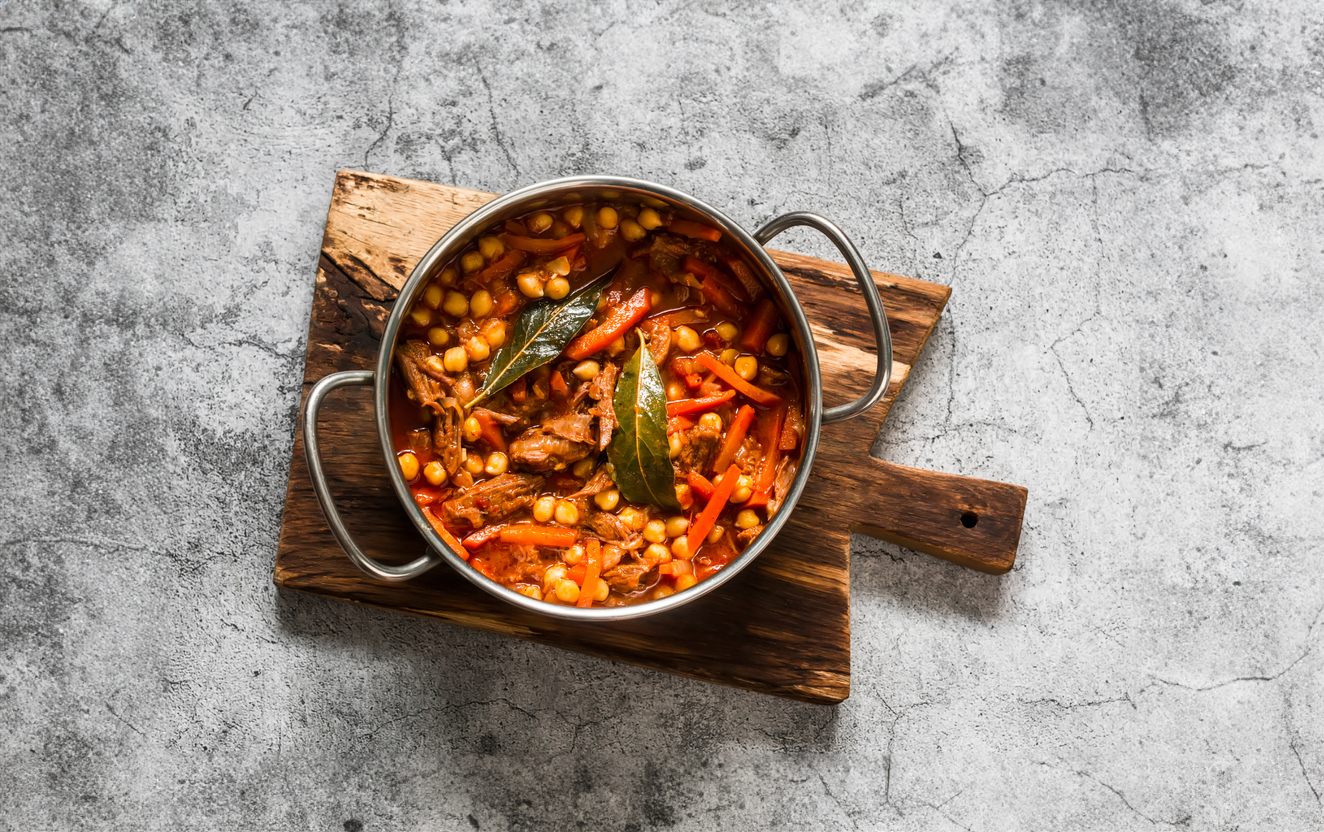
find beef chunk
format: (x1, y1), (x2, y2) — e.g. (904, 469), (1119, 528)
(543, 411), (595, 445)
(640, 318), (671, 366)
(675, 420), (721, 474)
(569, 467), (615, 499)
(586, 511), (643, 550)
(768, 457), (795, 514)
(757, 364), (793, 388)
(588, 363), (618, 451)
(432, 397), (465, 474)
(473, 406), (523, 428)
(508, 428), (593, 472)
(736, 524), (764, 547)
(603, 560), (652, 592)
(394, 340), (451, 410)
(441, 473), (543, 529)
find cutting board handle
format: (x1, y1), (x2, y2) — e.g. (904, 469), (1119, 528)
(849, 456), (1026, 574)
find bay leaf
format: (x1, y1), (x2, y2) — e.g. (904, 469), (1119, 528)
(608, 340), (681, 510)
(467, 277), (608, 407)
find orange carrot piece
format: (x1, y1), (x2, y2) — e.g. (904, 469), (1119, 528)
(739, 299), (780, 354)
(473, 410), (507, 453)
(696, 352), (783, 406)
(567, 563), (586, 585)
(577, 538), (602, 608)
(563, 287), (652, 360)
(665, 389), (735, 417)
(686, 471), (716, 501)
(471, 248), (526, 284)
(550, 368), (569, 400)
(658, 560), (693, 577)
(668, 218), (722, 242)
(711, 405), (755, 474)
(683, 255), (750, 302)
(498, 524), (578, 548)
(510, 375), (528, 403)
(423, 507), (469, 560)
(745, 404), (785, 508)
(667, 415), (695, 435)
(499, 232), (586, 254)
(699, 276), (741, 318)
(687, 464), (741, 552)
(462, 524), (506, 550)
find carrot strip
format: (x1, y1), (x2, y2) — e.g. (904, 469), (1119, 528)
(696, 352), (783, 406)
(498, 524), (578, 548)
(647, 307), (710, 328)
(563, 288), (652, 360)
(473, 410), (507, 453)
(699, 277), (741, 318)
(462, 524), (506, 550)
(683, 256), (750, 302)
(668, 218), (722, 242)
(567, 563), (586, 584)
(686, 464), (741, 553)
(686, 471), (716, 501)
(509, 375), (528, 403)
(667, 415), (695, 435)
(658, 560), (693, 577)
(711, 405), (755, 473)
(665, 389), (735, 417)
(739, 299), (780, 354)
(577, 538), (602, 608)
(499, 232), (586, 254)
(471, 248), (526, 284)
(550, 368), (569, 400)
(423, 507), (469, 560)
(745, 404), (785, 508)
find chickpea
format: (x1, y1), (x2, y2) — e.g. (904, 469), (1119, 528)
(671, 536), (693, 559)
(465, 336), (491, 362)
(592, 577), (610, 602)
(666, 380), (686, 401)
(546, 256), (571, 276)
(408, 306), (433, 328)
(637, 207), (663, 230)
(735, 508), (760, 529)
(563, 542), (585, 565)
(453, 373), (476, 403)
(554, 579), (580, 604)
(715, 322), (739, 342)
(766, 333), (790, 357)
(594, 488), (621, 511)
(443, 346), (469, 373)
(734, 355), (759, 381)
(618, 506), (645, 530)
(573, 360), (601, 381)
(464, 453), (485, 475)
(620, 218), (646, 242)
(424, 355), (451, 378)
(456, 318), (478, 341)
(674, 574), (698, 591)
(650, 289), (664, 308)
(732, 475), (754, 504)
(423, 460), (446, 487)
(601, 189), (621, 199)
(562, 205), (584, 228)
(550, 220), (572, 239)
(485, 451), (509, 476)
(597, 206), (619, 229)
(669, 434), (682, 459)
(515, 584), (542, 601)
(571, 458), (595, 479)
(534, 495), (557, 523)
(674, 326), (700, 353)
(707, 525), (725, 544)
(461, 251), (486, 273)
(653, 584), (676, 600)
(646, 542), (672, 564)
(699, 412), (723, 431)
(470, 289), (494, 318)
(427, 326), (451, 348)
(554, 500), (579, 525)
(665, 516), (690, 538)
(720, 347), (739, 365)
(437, 266), (458, 287)
(606, 336), (626, 356)
(478, 235), (504, 261)
(544, 564), (568, 586)
(643, 519), (667, 544)
(398, 452), (420, 481)
(546, 277), (571, 300)
(442, 290), (469, 318)
(422, 284), (444, 309)
(528, 212), (554, 234)
(451, 469), (474, 488)
(462, 416), (482, 443)
(517, 271), (545, 298)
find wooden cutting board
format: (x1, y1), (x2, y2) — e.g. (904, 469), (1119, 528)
(273, 171), (1027, 705)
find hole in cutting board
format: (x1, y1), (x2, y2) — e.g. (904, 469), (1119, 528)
(960, 511), (979, 528)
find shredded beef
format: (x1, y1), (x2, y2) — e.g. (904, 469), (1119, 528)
(569, 467), (615, 499)
(432, 397), (465, 474)
(440, 473), (543, 528)
(543, 411), (595, 445)
(394, 340), (451, 410)
(757, 364), (793, 388)
(603, 560), (652, 592)
(675, 420), (721, 474)
(473, 407), (522, 427)
(737, 524), (764, 547)
(767, 457), (795, 514)
(508, 428), (592, 472)
(588, 364), (618, 451)
(586, 511), (643, 550)
(640, 318), (671, 366)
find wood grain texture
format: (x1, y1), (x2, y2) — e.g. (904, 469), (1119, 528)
(274, 171), (1027, 704)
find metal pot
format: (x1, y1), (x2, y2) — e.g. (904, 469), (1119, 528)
(302, 176), (891, 621)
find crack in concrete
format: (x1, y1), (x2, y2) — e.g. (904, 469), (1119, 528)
(473, 58), (520, 179)
(1146, 603), (1323, 692)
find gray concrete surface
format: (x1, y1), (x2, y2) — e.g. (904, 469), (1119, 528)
(3, 0), (1323, 829)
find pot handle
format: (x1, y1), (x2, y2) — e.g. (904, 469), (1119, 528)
(303, 370), (443, 582)
(754, 212), (892, 424)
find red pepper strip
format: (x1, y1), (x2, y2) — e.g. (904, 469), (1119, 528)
(499, 524), (578, 548)
(687, 464), (741, 553)
(667, 415), (695, 435)
(577, 538), (602, 607)
(666, 389), (735, 417)
(499, 232), (586, 255)
(696, 352), (783, 406)
(711, 405), (755, 474)
(472, 248), (526, 284)
(550, 368), (569, 400)
(462, 524), (507, 550)
(473, 410), (507, 453)
(423, 507), (469, 560)
(686, 471), (716, 501)
(739, 299), (780, 354)
(563, 287), (652, 360)
(668, 218), (722, 242)
(745, 403), (785, 508)
(699, 276), (741, 318)
(683, 256), (750, 303)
